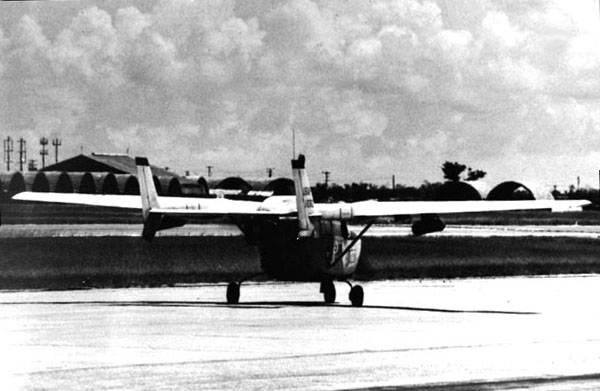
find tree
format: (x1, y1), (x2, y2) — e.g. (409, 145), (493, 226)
(441, 162), (466, 182)
(466, 167), (487, 181)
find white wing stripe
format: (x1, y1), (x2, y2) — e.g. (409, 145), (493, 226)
(12, 192), (590, 218)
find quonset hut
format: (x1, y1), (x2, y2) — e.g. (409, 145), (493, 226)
(37, 153), (182, 196)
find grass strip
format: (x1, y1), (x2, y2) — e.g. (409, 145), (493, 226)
(1, 236), (599, 290)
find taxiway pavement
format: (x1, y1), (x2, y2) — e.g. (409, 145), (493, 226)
(1, 275), (600, 390)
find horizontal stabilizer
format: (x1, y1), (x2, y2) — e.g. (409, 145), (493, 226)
(142, 213), (186, 242)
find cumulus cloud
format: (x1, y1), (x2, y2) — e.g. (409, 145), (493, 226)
(1, 0), (600, 187)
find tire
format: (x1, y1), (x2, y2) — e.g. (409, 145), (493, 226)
(322, 281), (336, 304)
(226, 282), (240, 304)
(349, 285), (364, 307)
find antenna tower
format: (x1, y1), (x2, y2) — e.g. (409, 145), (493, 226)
(321, 171), (330, 187)
(52, 138), (62, 164)
(3, 136), (13, 171)
(18, 138), (26, 172)
(40, 137), (49, 168)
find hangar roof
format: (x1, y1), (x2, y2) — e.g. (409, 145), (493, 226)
(42, 153), (178, 177)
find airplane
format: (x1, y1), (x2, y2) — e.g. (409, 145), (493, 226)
(12, 154), (590, 306)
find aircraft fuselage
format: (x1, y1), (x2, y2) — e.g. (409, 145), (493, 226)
(255, 218), (361, 281)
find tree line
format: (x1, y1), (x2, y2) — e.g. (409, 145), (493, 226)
(311, 161), (597, 205)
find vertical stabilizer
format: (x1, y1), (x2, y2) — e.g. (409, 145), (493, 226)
(136, 157), (160, 221)
(291, 154), (315, 237)
(135, 157), (186, 242)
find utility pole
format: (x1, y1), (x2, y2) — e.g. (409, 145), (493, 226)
(39, 137), (49, 168)
(206, 165), (213, 177)
(392, 174), (396, 189)
(18, 138), (26, 172)
(266, 168), (274, 178)
(321, 170), (330, 187)
(52, 138), (62, 164)
(3, 136), (13, 171)
(28, 159), (37, 171)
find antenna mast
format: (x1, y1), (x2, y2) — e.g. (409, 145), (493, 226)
(292, 127), (296, 158)
(18, 138), (26, 172)
(52, 138), (62, 164)
(3, 136), (13, 171)
(39, 137), (49, 168)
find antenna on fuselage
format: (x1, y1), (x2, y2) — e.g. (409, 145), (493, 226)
(289, 101), (297, 158)
(292, 126), (296, 158)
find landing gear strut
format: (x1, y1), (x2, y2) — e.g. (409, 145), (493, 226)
(320, 280), (336, 304)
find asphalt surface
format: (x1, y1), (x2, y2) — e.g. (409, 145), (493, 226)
(2, 276), (600, 390)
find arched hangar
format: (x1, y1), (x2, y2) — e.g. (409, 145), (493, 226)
(487, 181), (553, 200)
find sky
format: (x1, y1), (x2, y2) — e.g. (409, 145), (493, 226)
(1, 0), (600, 189)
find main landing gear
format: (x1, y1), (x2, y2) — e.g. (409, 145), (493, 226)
(226, 273), (264, 304)
(226, 279), (364, 307)
(320, 280), (364, 307)
(226, 282), (240, 304)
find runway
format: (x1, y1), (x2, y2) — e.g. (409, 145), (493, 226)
(2, 223), (600, 238)
(2, 275), (600, 390)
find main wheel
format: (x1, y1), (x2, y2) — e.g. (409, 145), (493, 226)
(349, 285), (364, 307)
(321, 281), (336, 304)
(226, 282), (240, 304)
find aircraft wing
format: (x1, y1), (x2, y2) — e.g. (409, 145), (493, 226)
(13, 192), (590, 217)
(342, 199), (590, 217)
(11, 192), (290, 216)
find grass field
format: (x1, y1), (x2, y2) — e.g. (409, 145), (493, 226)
(3, 200), (599, 290)
(1, 235), (599, 290)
